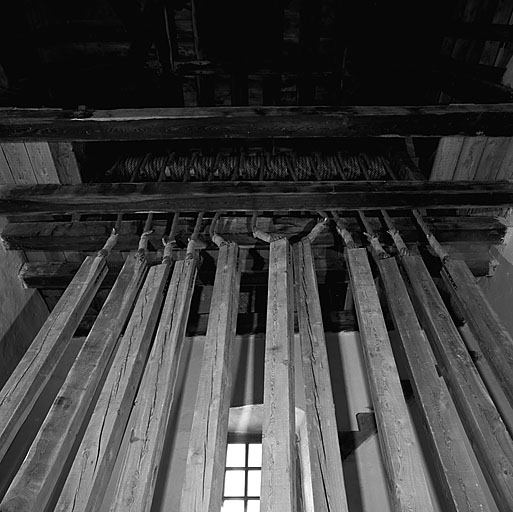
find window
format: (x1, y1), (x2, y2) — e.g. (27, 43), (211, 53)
(222, 434), (262, 512)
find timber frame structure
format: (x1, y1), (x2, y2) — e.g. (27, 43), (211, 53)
(3, 2), (513, 512)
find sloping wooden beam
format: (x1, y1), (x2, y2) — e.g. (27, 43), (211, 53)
(5, 104), (513, 141)
(0, 254), (148, 511)
(377, 256), (490, 512)
(261, 238), (297, 512)
(111, 257), (197, 512)
(401, 253), (513, 511)
(294, 239), (349, 512)
(55, 263), (170, 512)
(2, 180), (513, 216)
(347, 248), (435, 512)
(0, 255), (107, 465)
(442, 259), (513, 415)
(179, 243), (241, 512)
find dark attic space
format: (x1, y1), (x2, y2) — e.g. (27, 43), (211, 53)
(2, 1), (513, 512)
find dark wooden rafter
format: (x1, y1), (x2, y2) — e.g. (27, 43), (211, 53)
(1, 180), (513, 216)
(5, 104), (513, 141)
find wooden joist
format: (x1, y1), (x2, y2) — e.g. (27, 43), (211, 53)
(346, 248), (435, 512)
(442, 258), (513, 415)
(294, 239), (348, 512)
(2, 214), (506, 252)
(55, 263), (170, 512)
(2, 180), (513, 216)
(179, 243), (241, 512)
(0, 254), (148, 512)
(0, 255), (107, 464)
(401, 253), (513, 512)
(111, 257), (197, 512)
(377, 256), (490, 512)
(261, 238), (297, 512)
(5, 104), (513, 141)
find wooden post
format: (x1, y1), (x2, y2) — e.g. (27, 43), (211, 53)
(0, 255), (107, 465)
(111, 257), (197, 512)
(261, 238), (297, 512)
(346, 248), (435, 512)
(294, 239), (349, 512)
(179, 243), (241, 512)
(0, 254), (147, 512)
(377, 256), (490, 512)
(442, 258), (513, 414)
(55, 263), (170, 512)
(401, 253), (513, 512)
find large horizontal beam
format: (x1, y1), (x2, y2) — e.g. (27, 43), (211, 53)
(0, 180), (513, 215)
(3, 104), (513, 141)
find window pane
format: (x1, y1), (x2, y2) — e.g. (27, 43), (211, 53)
(246, 500), (261, 512)
(221, 500), (245, 512)
(224, 470), (245, 497)
(247, 470), (261, 497)
(248, 444), (262, 467)
(226, 444), (246, 467)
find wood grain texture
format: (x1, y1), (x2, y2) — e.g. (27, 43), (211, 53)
(0, 255), (147, 512)
(179, 243), (241, 512)
(111, 258), (197, 512)
(48, 142), (81, 184)
(3, 180), (513, 216)
(494, 137), (513, 180)
(0, 255), (107, 465)
(6, 104), (513, 141)
(452, 137), (486, 180)
(1, 143), (37, 184)
(401, 254), (513, 512)
(346, 248), (434, 512)
(0, 146), (14, 183)
(55, 263), (170, 512)
(474, 137), (511, 181)
(294, 239), (349, 512)
(378, 256), (490, 512)
(430, 136), (464, 180)
(24, 142), (60, 184)
(261, 238), (297, 512)
(443, 258), (513, 415)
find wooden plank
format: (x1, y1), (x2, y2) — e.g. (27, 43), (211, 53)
(3, 180), (513, 216)
(261, 238), (296, 512)
(430, 136), (464, 180)
(377, 256), (490, 512)
(1, 142), (38, 184)
(401, 253), (513, 512)
(0, 146), (14, 183)
(179, 243), (241, 512)
(55, 263), (170, 512)
(112, 257), (197, 512)
(442, 258), (513, 413)
(6, 104), (513, 141)
(0, 255), (107, 464)
(452, 136), (486, 180)
(24, 142), (60, 184)
(0, 254), (148, 512)
(48, 142), (81, 184)
(494, 137), (513, 180)
(474, 137), (511, 180)
(294, 239), (349, 512)
(346, 248), (434, 512)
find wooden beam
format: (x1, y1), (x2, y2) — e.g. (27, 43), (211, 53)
(347, 248), (434, 511)
(261, 238), (297, 512)
(429, 136), (464, 181)
(442, 258), (513, 416)
(5, 104), (513, 141)
(2, 180), (513, 216)
(0, 254), (148, 511)
(55, 263), (170, 512)
(180, 243), (241, 512)
(48, 142), (81, 184)
(377, 256), (490, 512)
(401, 253), (513, 511)
(0, 255), (107, 465)
(294, 239), (349, 512)
(112, 257), (197, 512)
